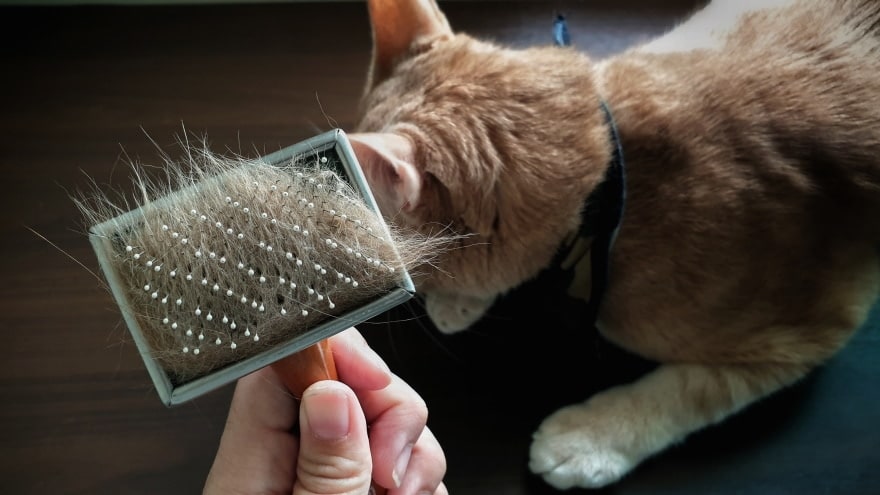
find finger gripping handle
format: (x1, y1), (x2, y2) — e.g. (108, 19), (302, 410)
(271, 341), (388, 495)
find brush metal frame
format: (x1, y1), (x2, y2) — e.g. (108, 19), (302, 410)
(89, 129), (415, 407)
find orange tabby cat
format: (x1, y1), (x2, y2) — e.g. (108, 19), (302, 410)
(348, 0), (880, 489)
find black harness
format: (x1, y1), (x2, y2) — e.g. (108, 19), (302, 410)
(553, 14), (627, 328)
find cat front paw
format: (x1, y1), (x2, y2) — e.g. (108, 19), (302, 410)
(424, 292), (495, 333)
(529, 405), (636, 489)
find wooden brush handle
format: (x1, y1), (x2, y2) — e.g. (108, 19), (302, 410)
(271, 341), (388, 495)
(272, 339), (339, 394)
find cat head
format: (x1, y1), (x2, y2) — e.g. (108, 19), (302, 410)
(350, 0), (613, 332)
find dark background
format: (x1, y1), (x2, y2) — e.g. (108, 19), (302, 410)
(2, 1), (878, 494)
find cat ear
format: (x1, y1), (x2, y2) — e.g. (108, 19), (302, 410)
(348, 132), (423, 214)
(366, 0), (453, 88)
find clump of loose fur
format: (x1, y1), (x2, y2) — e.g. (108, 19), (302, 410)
(77, 141), (445, 384)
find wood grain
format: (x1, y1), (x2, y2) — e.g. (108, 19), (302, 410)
(2, 2), (878, 494)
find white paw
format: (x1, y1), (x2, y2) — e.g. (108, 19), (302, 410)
(424, 292), (495, 333)
(529, 405), (637, 490)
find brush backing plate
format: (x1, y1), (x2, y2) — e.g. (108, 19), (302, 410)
(89, 129), (414, 406)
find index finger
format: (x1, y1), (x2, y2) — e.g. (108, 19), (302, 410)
(329, 327), (394, 391)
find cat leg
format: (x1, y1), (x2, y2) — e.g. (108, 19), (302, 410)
(425, 291), (496, 333)
(529, 361), (810, 489)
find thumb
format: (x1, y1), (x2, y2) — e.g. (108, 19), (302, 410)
(295, 381), (373, 495)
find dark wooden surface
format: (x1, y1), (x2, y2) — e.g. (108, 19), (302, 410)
(2, 2), (879, 494)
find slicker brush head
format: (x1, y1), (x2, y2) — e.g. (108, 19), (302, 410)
(79, 130), (428, 405)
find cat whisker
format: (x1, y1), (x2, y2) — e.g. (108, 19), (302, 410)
(314, 92), (339, 130)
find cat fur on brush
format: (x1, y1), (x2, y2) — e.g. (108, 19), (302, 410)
(347, 0), (880, 489)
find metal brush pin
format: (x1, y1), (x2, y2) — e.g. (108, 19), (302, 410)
(81, 129), (420, 408)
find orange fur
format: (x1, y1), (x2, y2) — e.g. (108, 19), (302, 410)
(351, 0), (880, 489)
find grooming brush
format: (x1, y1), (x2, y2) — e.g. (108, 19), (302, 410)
(81, 129), (426, 493)
(82, 129), (420, 413)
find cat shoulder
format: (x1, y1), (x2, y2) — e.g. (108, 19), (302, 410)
(638, 0), (797, 54)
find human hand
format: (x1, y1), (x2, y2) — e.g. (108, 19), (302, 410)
(203, 328), (447, 495)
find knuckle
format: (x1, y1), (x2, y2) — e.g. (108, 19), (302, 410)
(297, 453), (372, 494)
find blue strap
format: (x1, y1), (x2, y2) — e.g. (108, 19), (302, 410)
(553, 14), (571, 47)
(582, 102), (626, 325)
(549, 13), (628, 327)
